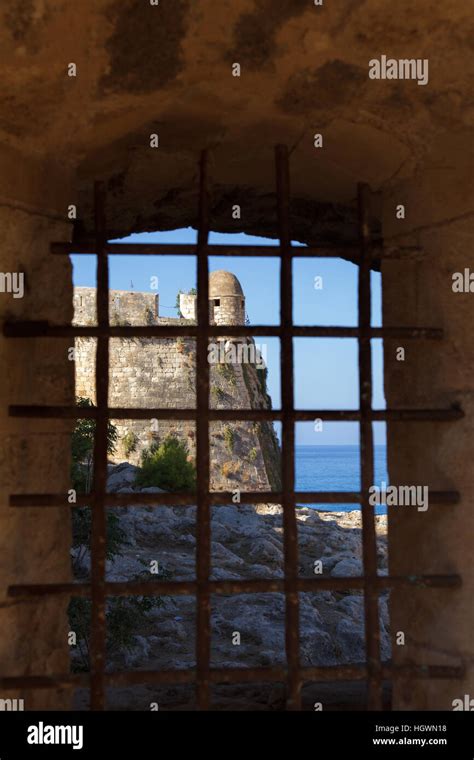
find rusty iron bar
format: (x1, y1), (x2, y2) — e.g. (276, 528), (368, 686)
(7, 573), (462, 600)
(90, 181), (108, 711)
(50, 241), (422, 258)
(7, 405), (464, 422)
(2, 322), (444, 340)
(9, 489), (461, 508)
(275, 144), (301, 711)
(357, 182), (383, 710)
(0, 662), (463, 693)
(195, 150), (211, 710)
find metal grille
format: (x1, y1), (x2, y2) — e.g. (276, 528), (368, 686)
(2, 145), (464, 711)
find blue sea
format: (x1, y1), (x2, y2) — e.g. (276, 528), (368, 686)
(295, 445), (388, 515)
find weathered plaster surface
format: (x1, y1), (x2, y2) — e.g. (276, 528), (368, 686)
(0, 1), (472, 240)
(0, 150), (74, 709)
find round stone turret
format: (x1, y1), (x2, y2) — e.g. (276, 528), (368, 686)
(209, 270), (245, 325)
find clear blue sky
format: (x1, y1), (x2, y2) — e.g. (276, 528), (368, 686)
(71, 228), (386, 445)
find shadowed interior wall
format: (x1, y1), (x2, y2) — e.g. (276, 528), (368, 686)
(382, 133), (474, 710)
(0, 147), (74, 709)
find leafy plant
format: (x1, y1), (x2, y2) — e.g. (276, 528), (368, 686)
(68, 400), (171, 673)
(135, 435), (196, 492)
(175, 289), (183, 317)
(223, 425), (235, 453)
(122, 431), (138, 458)
(71, 397), (118, 493)
(68, 569), (171, 672)
(248, 447), (258, 462)
(216, 362), (236, 386)
(211, 386), (226, 403)
(70, 397), (122, 574)
(72, 507), (128, 576)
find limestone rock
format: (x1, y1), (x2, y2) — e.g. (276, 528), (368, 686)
(78, 475), (391, 683)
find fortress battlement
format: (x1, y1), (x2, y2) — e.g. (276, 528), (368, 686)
(73, 287), (160, 326)
(73, 269), (246, 328)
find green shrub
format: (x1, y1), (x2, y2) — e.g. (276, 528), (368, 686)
(72, 507), (128, 575)
(216, 362), (236, 386)
(135, 435), (196, 491)
(211, 386), (226, 403)
(68, 568), (171, 672)
(248, 446), (257, 462)
(70, 398), (123, 574)
(223, 425), (235, 452)
(69, 399), (167, 672)
(71, 397), (118, 493)
(122, 431), (138, 458)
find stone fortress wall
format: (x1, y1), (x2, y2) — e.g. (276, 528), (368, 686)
(73, 272), (281, 492)
(73, 288), (160, 327)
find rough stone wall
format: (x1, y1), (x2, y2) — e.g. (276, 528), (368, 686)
(73, 290), (281, 492)
(0, 147), (74, 709)
(74, 288), (158, 326)
(179, 293), (196, 320)
(212, 295), (245, 326)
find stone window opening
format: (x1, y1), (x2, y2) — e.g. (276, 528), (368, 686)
(1, 146), (466, 713)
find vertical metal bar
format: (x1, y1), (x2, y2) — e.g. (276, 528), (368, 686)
(275, 144), (301, 710)
(357, 182), (383, 710)
(195, 150), (211, 710)
(90, 181), (109, 711)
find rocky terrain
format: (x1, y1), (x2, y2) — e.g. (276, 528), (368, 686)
(73, 462), (390, 710)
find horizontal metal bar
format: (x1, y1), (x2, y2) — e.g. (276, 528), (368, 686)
(9, 491), (361, 507)
(9, 490), (460, 508)
(0, 662), (462, 692)
(2, 322), (443, 339)
(51, 241), (422, 259)
(8, 574), (461, 599)
(54, 242), (353, 257)
(3, 322), (198, 338)
(8, 405), (464, 422)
